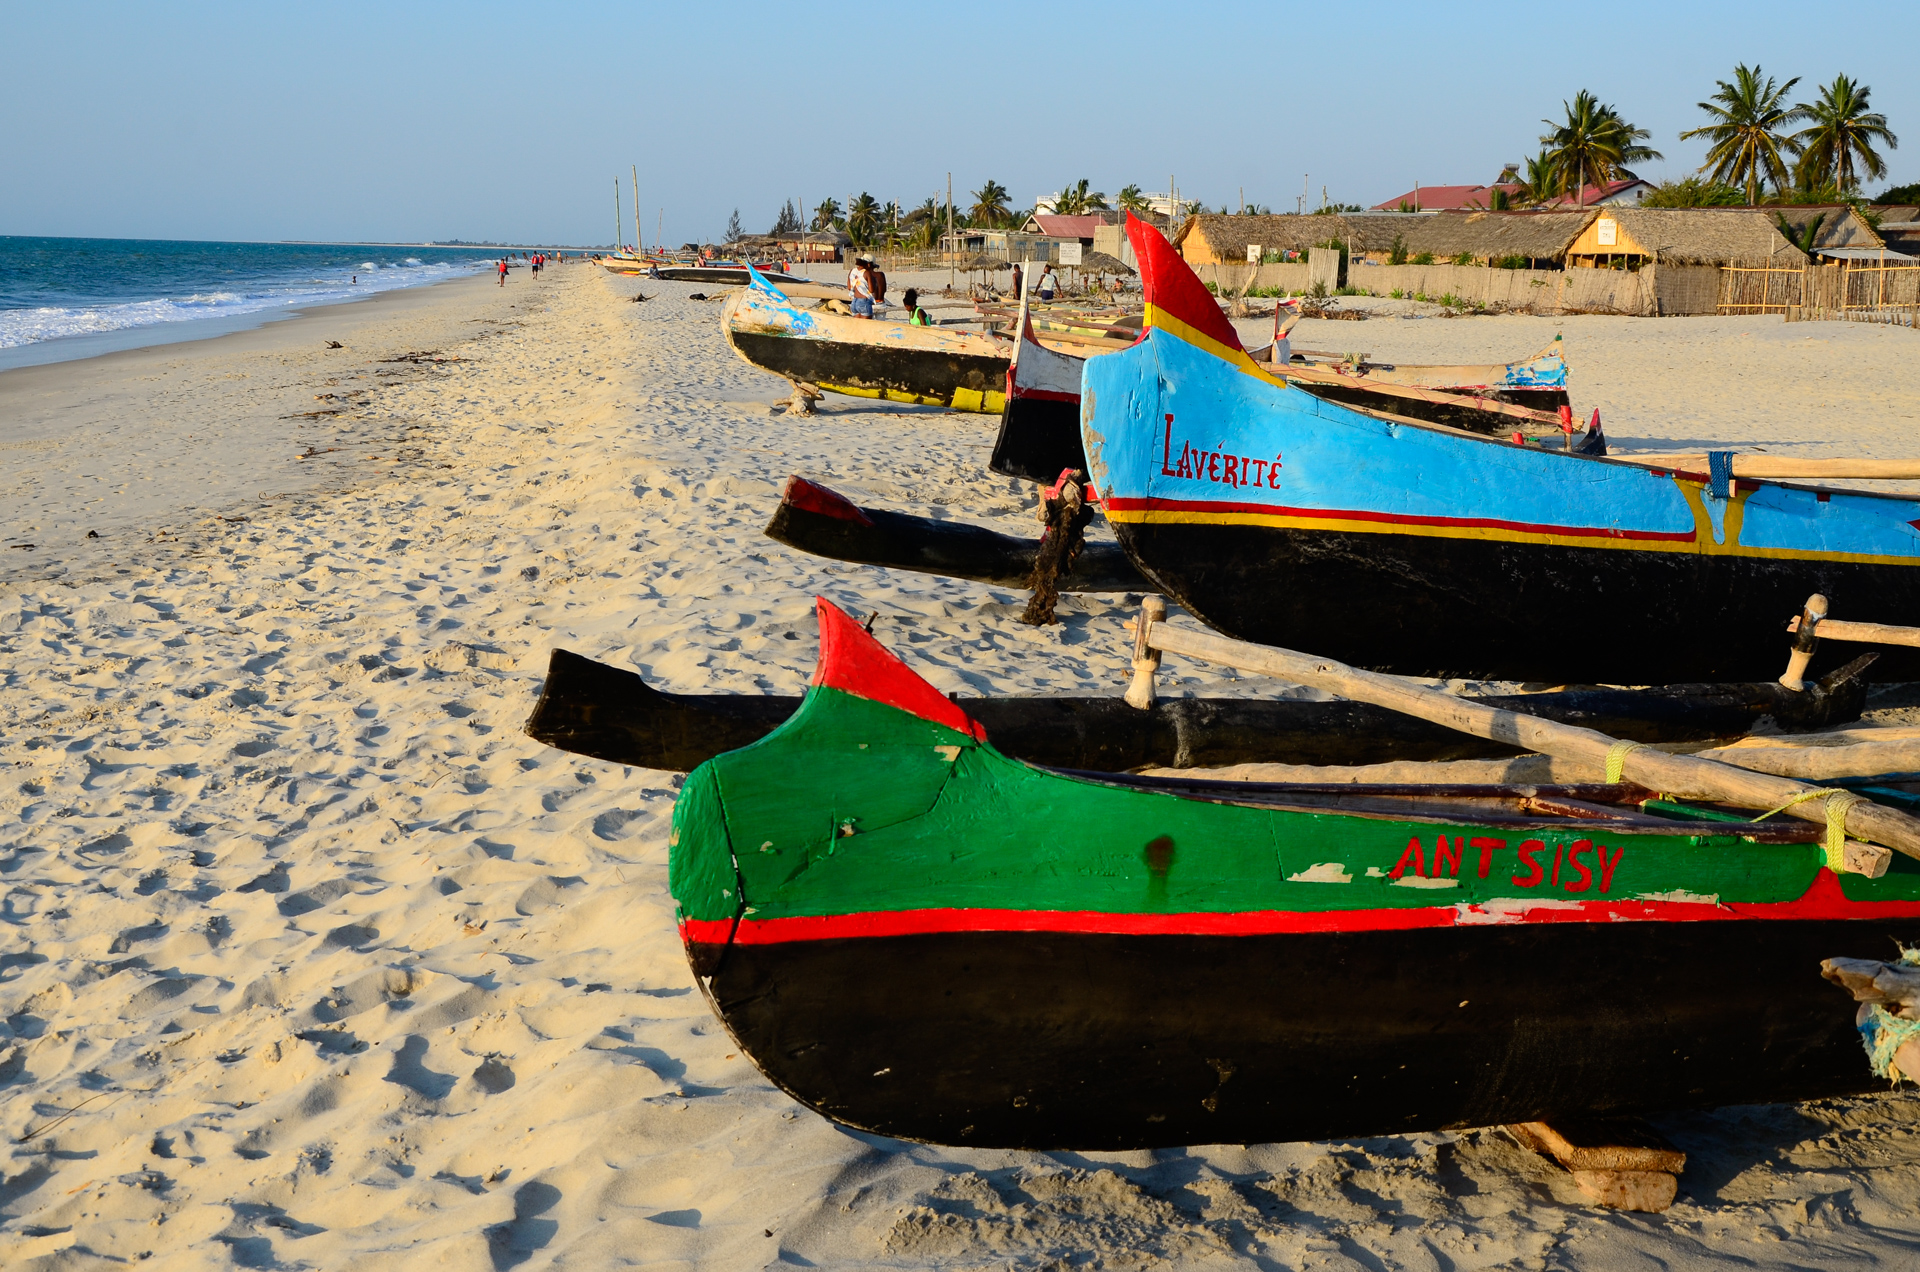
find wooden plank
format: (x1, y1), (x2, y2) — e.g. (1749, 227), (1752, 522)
(1137, 615), (1908, 869)
(1510, 1119), (1686, 1173)
(1616, 454), (1920, 480)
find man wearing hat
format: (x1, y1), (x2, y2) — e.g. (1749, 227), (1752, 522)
(848, 253), (876, 318)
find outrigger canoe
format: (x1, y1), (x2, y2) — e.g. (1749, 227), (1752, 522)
(991, 291), (1577, 484)
(722, 264), (1009, 413)
(1082, 214), (1920, 684)
(667, 599), (1920, 1149)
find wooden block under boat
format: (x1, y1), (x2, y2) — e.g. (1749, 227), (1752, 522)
(1508, 1118), (1684, 1212)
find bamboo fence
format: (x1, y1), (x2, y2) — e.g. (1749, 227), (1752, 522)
(1720, 259), (1920, 328)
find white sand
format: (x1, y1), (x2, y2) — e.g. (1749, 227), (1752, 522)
(5, 263), (1920, 1268)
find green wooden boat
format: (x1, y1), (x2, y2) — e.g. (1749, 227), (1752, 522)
(669, 599), (1920, 1150)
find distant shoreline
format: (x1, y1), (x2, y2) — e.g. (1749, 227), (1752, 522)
(0, 265), (494, 375)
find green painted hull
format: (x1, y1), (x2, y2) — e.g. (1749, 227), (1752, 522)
(666, 600), (1920, 1148)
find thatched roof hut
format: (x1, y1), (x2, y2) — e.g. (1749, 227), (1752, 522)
(1392, 211), (1597, 266)
(1565, 209), (1811, 267)
(1769, 205), (1885, 253)
(1075, 250), (1134, 275)
(1175, 213), (1417, 264)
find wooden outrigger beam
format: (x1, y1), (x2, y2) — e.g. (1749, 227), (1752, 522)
(1620, 454), (1920, 481)
(1124, 599), (1915, 872)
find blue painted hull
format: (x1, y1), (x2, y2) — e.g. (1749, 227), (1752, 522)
(1083, 328), (1920, 683)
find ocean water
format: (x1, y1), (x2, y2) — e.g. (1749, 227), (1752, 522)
(0, 237), (514, 369)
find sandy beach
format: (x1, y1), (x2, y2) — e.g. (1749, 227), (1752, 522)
(7, 261), (1920, 1269)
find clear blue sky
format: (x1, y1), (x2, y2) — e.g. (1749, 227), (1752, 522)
(4, 0), (1913, 245)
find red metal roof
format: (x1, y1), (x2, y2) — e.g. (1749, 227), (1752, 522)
(1370, 185), (1517, 212)
(1030, 214), (1107, 239)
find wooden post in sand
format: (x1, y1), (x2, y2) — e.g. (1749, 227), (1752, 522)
(1779, 594), (1829, 690)
(948, 172), (955, 291)
(1126, 607), (1912, 871)
(1123, 595), (1167, 709)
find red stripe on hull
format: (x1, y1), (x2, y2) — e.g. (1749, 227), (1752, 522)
(681, 870), (1920, 946)
(1102, 495), (1696, 544)
(1009, 386), (1079, 403)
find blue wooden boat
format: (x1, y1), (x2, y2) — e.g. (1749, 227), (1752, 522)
(1082, 214), (1920, 685)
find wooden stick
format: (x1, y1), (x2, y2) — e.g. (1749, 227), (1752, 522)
(1618, 454), (1920, 480)
(1779, 593), (1828, 690)
(1274, 362), (1566, 427)
(1787, 614), (1920, 650)
(1136, 617), (1908, 871)
(1124, 596), (1167, 710)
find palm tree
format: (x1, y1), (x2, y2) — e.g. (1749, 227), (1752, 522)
(969, 179), (1011, 227)
(1679, 64), (1804, 205)
(1053, 178), (1109, 215)
(811, 197), (842, 232)
(1512, 151), (1558, 206)
(1791, 75), (1898, 194)
(846, 193), (881, 245)
(1540, 91), (1662, 206)
(1116, 184), (1151, 215)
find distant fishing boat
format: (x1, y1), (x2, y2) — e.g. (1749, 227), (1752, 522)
(722, 264), (1010, 413)
(655, 263), (806, 285)
(664, 598), (1920, 1150)
(1082, 214), (1920, 683)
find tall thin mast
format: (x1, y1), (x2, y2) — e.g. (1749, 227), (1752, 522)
(633, 165), (643, 254)
(614, 179), (622, 254)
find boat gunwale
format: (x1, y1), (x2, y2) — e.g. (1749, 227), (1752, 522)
(1039, 767), (1824, 841)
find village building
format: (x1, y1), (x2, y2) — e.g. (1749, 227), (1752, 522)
(940, 227), (1082, 264)
(1872, 206), (1920, 257)
(1566, 208), (1827, 270)
(1371, 170), (1651, 213)
(1369, 184), (1516, 212)
(1386, 211), (1597, 269)
(1018, 212), (1118, 245)
(768, 229), (849, 262)
(1173, 213), (1418, 266)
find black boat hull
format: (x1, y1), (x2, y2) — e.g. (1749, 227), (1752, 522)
(656, 267), (806, 284)
(991, 394), (1086, 483)
(526, 648), (1873, 774)
(728, 331), (1009, 412)
(1113, 518), (1920, 684)
(691, 917), (1920, 1150)
(764, 476), (1144, 592)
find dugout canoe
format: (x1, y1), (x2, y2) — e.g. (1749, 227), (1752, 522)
(1082, 213), (1920, 684)
(764, 475), (1144, 592)
(657, 264), (807, 285)
(669, 598), (1920, 1149)
(525, 643), (1873, 774)
(722, 264), (1010, 413)
(989, 297), (1578, 484)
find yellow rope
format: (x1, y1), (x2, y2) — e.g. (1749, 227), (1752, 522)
(1752, 788), (1867, 871)
(1604, 740), (1643, 785)
(1752, 788), (1830, 822)
(1824, 791), (1865, 871)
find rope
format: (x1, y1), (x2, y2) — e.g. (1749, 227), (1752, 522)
(1604, 740), (1643, 785)
(1753, 787), (1867, 870)
(1825, 791), (1866, 870)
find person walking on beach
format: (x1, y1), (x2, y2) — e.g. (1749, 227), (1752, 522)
(497, 259), (508, 286)
(1037, 262), (1058, 302)
(847, 253), (875, 318)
